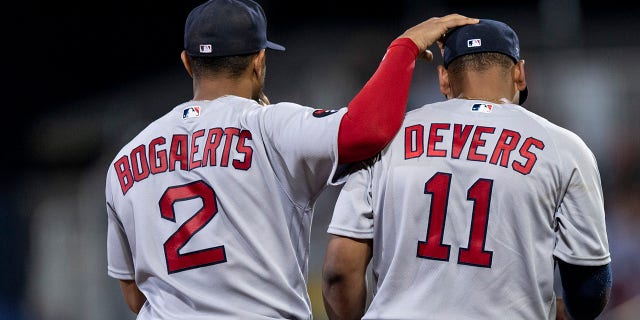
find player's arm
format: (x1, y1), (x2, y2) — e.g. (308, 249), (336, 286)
(555, 297), (570, 320)
(322, 234), (373, 320)
(557, 259), (612, 319)
(118, 279), (147, 314)
(337, 14), (479, 164)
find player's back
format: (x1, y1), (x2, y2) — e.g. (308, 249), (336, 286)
(361, 98), (608, 319)
(106, 96), (345, 319)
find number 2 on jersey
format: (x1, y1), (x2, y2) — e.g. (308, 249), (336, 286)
(417, 172), (493, 268)
(159, 180), (227, 273)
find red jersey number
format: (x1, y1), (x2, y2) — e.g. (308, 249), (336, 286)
(417, 172), (493, 268)
(159, 180), (227, 273)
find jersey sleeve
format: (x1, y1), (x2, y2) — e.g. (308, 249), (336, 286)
(105, 171), (136, 280)
(242, 102), (347, 205)
(553, 133), (611, 266)
(336, 38), (419, 163)
(327, 161), (375, 239)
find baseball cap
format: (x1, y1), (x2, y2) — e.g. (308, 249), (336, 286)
(443, 19), (528, 104)
(184, 0), (285, 57)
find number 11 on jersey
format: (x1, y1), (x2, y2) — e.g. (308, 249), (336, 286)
(417, 172), (494, 268)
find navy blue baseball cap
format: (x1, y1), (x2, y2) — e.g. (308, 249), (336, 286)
(184, 0), (285, 57)
(443, 19), (528, 104)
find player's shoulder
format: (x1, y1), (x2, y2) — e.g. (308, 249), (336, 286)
(517, 106), (587, 144)
(514, 106), (597, 163)
(108, 101), (192, 158)
(180, 95), (258, 115)
(245, 100), (347, 120)
(267, 101), (341, 112)
(404, 99), (455, 119)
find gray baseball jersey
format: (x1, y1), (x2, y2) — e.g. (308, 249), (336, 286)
(106, 95), (347, 319)
(328, 98), (611, 320)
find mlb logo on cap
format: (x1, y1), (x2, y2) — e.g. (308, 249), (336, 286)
(199, 44), (213, 53)
(467, 39), (482, 47)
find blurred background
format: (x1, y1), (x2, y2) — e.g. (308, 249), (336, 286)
(2, 0), (639, 319)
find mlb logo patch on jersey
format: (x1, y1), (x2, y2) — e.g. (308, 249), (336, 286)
(312, 109), (338, 118)
(183, 106), (201, 119)
(471, 103), (493, 113)
(467, 39), (482, 47)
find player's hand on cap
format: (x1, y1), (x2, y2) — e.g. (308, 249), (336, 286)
(398, 14), (479, 62)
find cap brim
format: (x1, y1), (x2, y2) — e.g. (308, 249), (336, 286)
(266, 41), (285, 51)
(519, 86), (528, 105)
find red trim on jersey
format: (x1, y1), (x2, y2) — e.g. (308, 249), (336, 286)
(337, 37), (419, 164)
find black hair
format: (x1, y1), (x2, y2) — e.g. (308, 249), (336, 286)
(447, 52), (514, 75)
(189, 52), (258, 79)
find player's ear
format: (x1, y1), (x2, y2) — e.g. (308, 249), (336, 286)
(514, 60), (526, 91)
(181, 51), (193, 78)
(438, 65), (452, 99)
(251, 50), (266, 79)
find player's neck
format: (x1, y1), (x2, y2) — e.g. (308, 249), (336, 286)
(453, 71), (516, 104)
(453, 83), (515, 104)
(192, 77), (254, 101)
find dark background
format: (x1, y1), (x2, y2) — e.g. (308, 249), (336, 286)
(5, 0), (635, 170)
(8, 1), (632, 111)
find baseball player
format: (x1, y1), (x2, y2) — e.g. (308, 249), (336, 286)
(105, 0), (479, 318)
(322, 19), (612, 320)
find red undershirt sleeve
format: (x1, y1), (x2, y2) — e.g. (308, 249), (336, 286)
(337, 37), (419, 164)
